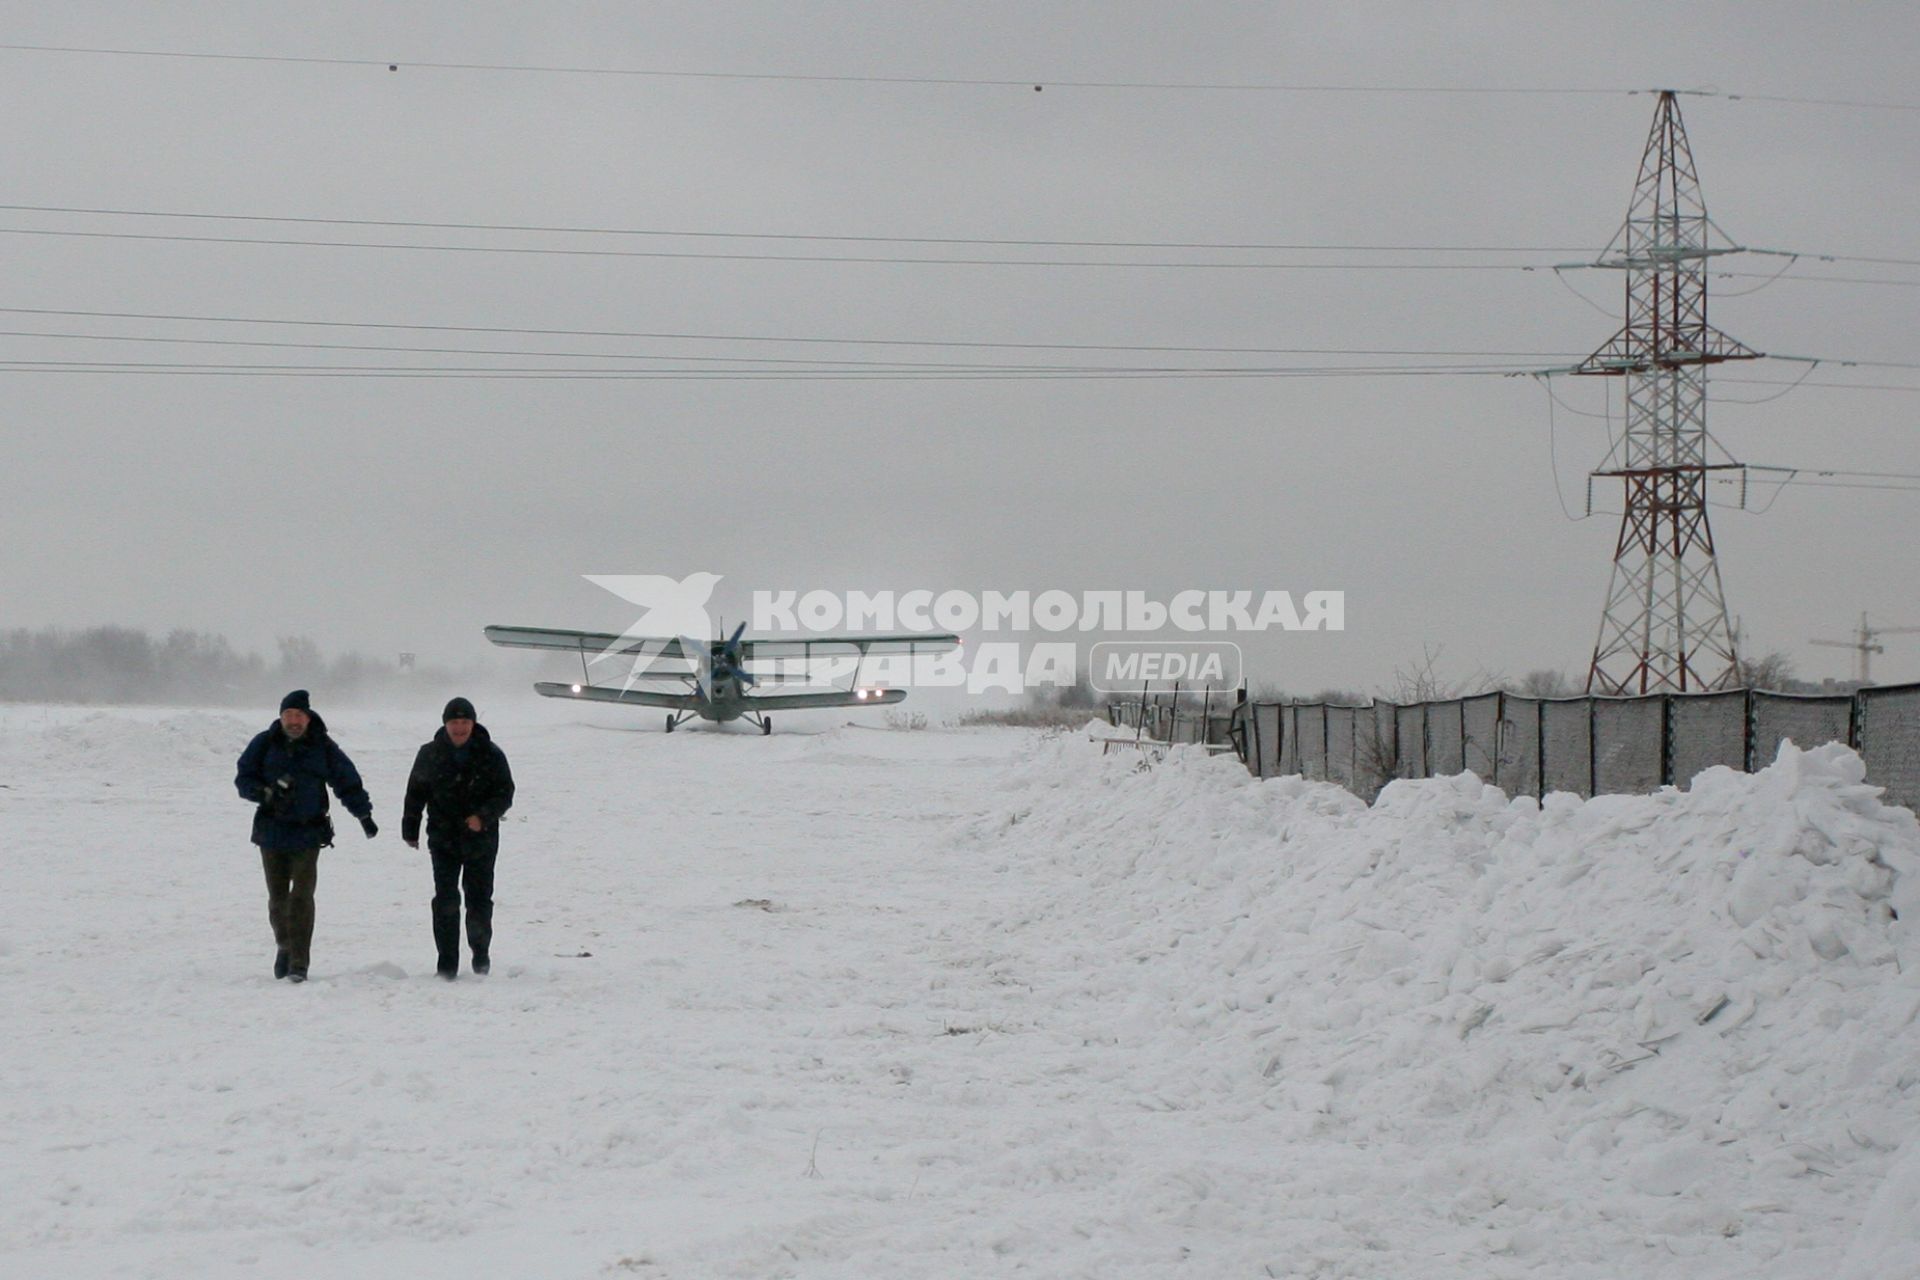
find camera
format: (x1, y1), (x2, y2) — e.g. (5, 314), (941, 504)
(260, 775), (296, 815)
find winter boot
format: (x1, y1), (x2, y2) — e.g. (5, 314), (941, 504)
(274, 949), (291, 980)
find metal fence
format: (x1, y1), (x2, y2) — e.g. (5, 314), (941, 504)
(1225, 682), (1920, 811)
(1106, 691), (1241, 751)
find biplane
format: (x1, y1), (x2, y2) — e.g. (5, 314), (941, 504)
(483, 622), (960, 734)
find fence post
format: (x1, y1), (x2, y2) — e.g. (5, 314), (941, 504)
(1392, 702), (1402, 782)
(1537, 697), (1547, 798)
(1587, 696), (1599, 798)
(1451, 694), (1466, 775)
(1494, 690), (1505, 784)
(1660, 694), (1673, 788)
(1743, 690), (1754, 772)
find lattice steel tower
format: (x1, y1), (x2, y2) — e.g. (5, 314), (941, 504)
(1574, 90), (1761, 694)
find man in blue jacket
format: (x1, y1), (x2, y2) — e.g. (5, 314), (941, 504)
(235, 689), (378, 982)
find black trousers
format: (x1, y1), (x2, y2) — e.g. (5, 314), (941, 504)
(431, 849), (496, 967)
(260, 846), (320, 971)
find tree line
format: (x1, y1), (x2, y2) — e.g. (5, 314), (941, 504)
(0, 626), (472, 705)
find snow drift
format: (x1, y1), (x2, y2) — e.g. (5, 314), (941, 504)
(962, 735), (1920, 1277)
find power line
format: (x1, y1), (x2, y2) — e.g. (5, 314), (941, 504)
(0, 203), (1592, 255)
(2, 45), (1912, 111)
(1716, 475), (1920, 494)
(1717, 376), (1920, 393)
(0, 358), (1538, 380)
(0, 225), (1562, 269)
(8, 308), (1915, 386)
(0, 304), (1578, 359)
(1709, 91), (1920, 113)
(0, 327), (1568, 372)
(15, 203), (1919, 271)
(0, 329), (1077, 371)
(1718, 270), (1920, 288)
(0, 44), (1640, 95)
(7, 221), (1912, 289)
(1749, 466), (1920, 481)
(1744, 247), (1920, 269)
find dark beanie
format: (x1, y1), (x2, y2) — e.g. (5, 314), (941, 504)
(280, 689), (312, 713)
(442, 696), (477, 723)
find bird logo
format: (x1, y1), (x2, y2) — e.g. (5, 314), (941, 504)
(584, 572), (723, 693)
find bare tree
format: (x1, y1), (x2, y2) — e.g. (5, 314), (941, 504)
(1381, 644), (1501, 704)
(276, 635), (324, 681)
(1305, 686), (1368, 706)
(1509, 668), (1577, 698)
(1737, 649), (1800, 692)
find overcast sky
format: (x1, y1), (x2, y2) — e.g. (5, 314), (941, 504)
(2, 2), (1917, 695)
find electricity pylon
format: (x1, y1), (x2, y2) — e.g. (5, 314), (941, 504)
(1573, 90), (1762, 694)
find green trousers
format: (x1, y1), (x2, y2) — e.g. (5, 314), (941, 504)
(260, 846), (320, 972)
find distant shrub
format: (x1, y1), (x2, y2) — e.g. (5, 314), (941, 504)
(956, 705), (1101, 729)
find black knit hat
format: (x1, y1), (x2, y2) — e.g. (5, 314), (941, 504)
(280, 689), (312, 713)
(442, 696), (477, 723)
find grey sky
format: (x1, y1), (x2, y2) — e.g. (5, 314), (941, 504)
(2, 2), (1917, 694)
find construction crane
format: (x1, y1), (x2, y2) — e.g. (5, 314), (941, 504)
(1811, 613), (1920, 685)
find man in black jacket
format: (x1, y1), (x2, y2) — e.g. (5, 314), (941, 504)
(235, 689), (378, 982)
(402, 697), (515, 979)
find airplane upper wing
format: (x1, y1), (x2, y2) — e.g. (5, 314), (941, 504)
(738, 633), (961, 661)
(487, 627), (959, 664)
(485, 626), (692, 662)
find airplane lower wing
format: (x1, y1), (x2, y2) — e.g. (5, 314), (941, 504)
(532, 680), (902, 713)
(533, 681), (699, 710)
(742, 687), (908, 711)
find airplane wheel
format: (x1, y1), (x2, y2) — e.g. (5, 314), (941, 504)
(665, 714), (676, 733)
(761, 716), (772, 736)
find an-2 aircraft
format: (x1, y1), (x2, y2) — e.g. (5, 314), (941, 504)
(484, 622), (960, 734)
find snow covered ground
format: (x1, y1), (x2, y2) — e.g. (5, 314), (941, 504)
(3, 702), (1918, 1278)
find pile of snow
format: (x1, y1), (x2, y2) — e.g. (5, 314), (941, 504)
(960, 737), (1920, 1276)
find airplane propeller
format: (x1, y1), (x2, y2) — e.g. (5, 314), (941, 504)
(709, 621), (756, 689)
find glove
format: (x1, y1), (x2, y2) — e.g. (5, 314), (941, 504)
(361, 816), (379, 839)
